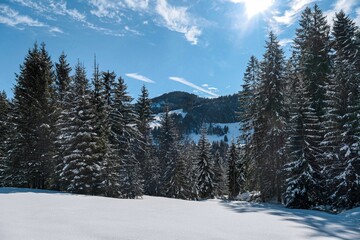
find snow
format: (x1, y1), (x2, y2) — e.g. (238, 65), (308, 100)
(189, 122), (240, 143)
(0, 188), (359, 240)
(150, 109), (187, 128)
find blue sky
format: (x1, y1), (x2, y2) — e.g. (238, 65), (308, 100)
(1, 0), (360, 99)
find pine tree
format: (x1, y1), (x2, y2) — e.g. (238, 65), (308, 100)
(112, 77), (143, 198)
(135, 85), (157, 195)
(53, 52), (72, 190)
(196, 127), (215, 199)
(157, 107), (188, 198)
(213, 151), (228, 198)
(227, 141), (240, 199)
(284, 77), (323, 209)
(55, 52), (72, 102)
(0, 91), (11, 186)
(10, 43), (56, 188)
(254, 32), (286, 201)
(326, 11), (360, 209)
(294, 5), (331, 119)
(238, 56), (260, 191)
(59, 62), (100, 194)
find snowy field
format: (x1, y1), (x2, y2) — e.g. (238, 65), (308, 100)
(0, 188), (359, 240)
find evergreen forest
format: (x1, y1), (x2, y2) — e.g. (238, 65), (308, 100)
(0, 5), (359, 212)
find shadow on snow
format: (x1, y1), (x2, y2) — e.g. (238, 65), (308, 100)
(219, 200), (360, 240)
(0, 187), (64, 195)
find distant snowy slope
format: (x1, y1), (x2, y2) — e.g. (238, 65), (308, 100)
(188, 122), (240, 143)
(0, 188), (359, 240)
(151, 109), (240, 143)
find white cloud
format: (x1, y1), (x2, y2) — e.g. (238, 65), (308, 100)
(278, 38), (293, 47)
(273, 0), (316, 26)
(155, 0), (202, 45)
(126, 73), (155, 83)
(49, 26), (64, 34)
(124, 0), (149, 11)
(355, 8), (360, 26)
(201, 84), (209, 87)
(169, 76), (219, 97)
(325, 0), (357, 26)
(208, 87), (218, 91)
(89, 0), (123, 22)
(12, 0), (126, 37)
(0, 4), (45, 27)
(12, 0), (86, 22)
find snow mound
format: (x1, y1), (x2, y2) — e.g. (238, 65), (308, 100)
(0, 188), (359, 240)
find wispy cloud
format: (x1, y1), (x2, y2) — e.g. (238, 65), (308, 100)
(273, 0), (316, 26)
(124, 0), (149, 11)
(278, 38), (293, 47)
(49, 26), (64, 34)
(89, 0), (124, 22)
(11, 0), (125, 37)
(126, 73), (155, 83)
(325, 0), (357, 26)
(12, 0), (86, 22)
(0, 4), (45, 28)
(0, 4), (63, 34)
(169, 76), (219, 97)
(356, 8), (360, 26)
(155, 0), (201, 45)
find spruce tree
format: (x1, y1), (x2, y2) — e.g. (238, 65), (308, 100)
(11, 43), (56, 188)
(213, 151), (228, 198)
(284, 77), (323, 209)
(112, 77), (143, 198)
(294, 4), (331, 118)
(326, 11), (360, 209)
(0, 91), (10, 186)
(227, 141), (240, 199)
(135, 85), (157, 195)
(157, 107), (188, 198)
(196, 127), (215, 199)
(53, 52), (72, 190)
(55, 52), (72, 101)
(238, 56), (260, 191)
(254, 32), (286, 201)
(59, 62), (100, 194)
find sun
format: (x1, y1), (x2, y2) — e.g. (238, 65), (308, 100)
(231, 0), (274, 18)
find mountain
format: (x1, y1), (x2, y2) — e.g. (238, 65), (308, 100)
(150, 91), (240, 142)
(151, 91), (240, 124)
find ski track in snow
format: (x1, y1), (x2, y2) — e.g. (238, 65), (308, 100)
(0, 188), (359, 240)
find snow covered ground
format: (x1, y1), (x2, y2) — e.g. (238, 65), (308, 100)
(0, 188), (359, 240)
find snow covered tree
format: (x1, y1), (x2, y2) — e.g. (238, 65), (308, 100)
(253, 32), (287, 201)
(325, 11), (360, 209)
(58, 62), (100, 194)
(227, 141), (240, 199)
(10, 43), (56, 188)
(112, 77), (143, 198)
(55, 52), (72, 102)
(53, 52), (72, 190)
(238, 55), (260, 191)
(294, 5), (331, 119)
(157, 107), (188, 198)
(196, 127), (215, 199)
(135, 85), (157, 195)
(213, 151), (228, 198)
(0, 91), (11, 186)
(284, 77), (323, 209)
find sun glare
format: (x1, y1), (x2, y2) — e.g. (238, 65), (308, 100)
(232, 0), (274, 18)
